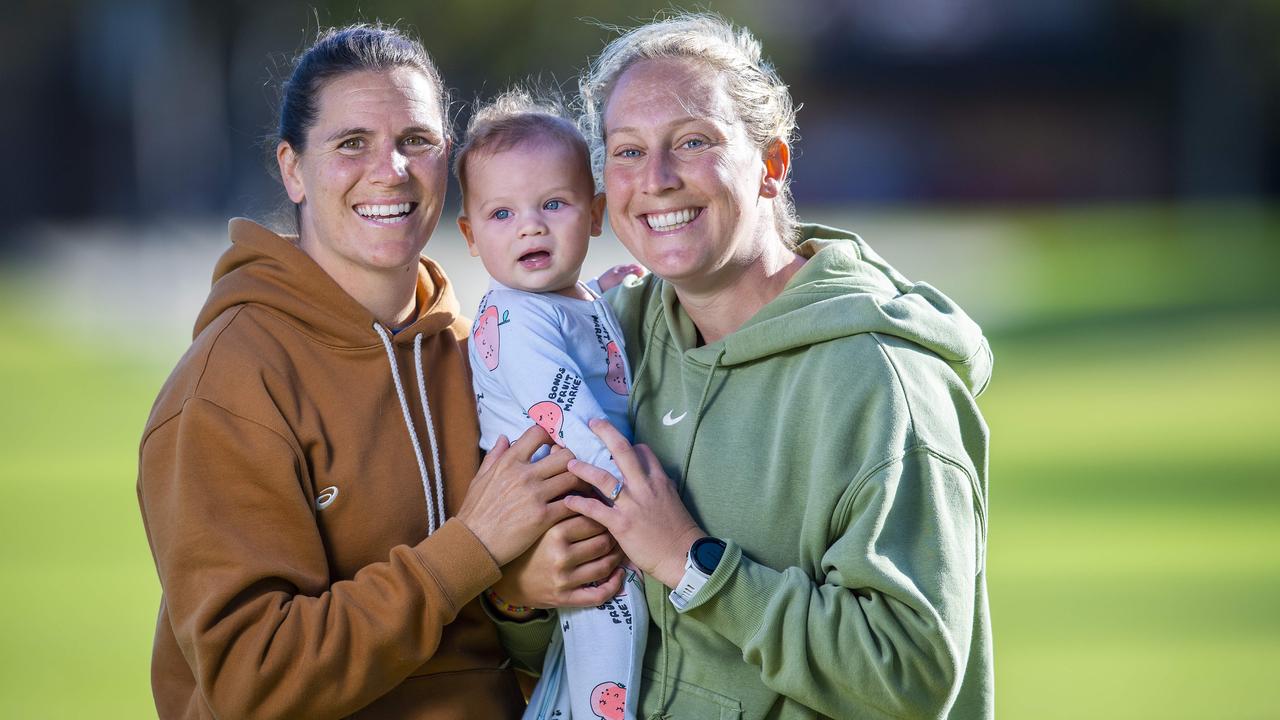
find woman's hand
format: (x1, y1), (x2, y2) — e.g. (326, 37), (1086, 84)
(457, 425), (581, 566)
(564, 419), (705, 589)
(595, 263), (647, 292)
(491, 514), (626, 610)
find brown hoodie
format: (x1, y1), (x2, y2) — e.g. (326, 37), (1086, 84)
(137, 219), (524, 719)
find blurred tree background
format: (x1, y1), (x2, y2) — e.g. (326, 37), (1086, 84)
(3, 0), (1279, 226)
(1, 0), (1277, 717)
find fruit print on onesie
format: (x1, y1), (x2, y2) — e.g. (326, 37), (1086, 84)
(590, 681), (626, 720)
(472, 302), (509, 371)
(604, 341), (627, 395)
(527, 400), (565, 444)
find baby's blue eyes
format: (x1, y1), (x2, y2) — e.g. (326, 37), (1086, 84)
(488, 200), (566, 220)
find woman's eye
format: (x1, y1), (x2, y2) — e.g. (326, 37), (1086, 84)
(403, 136), (426, 147)
(544, 199), (563, 211)
(681, 137), (706, 150)
(613, 147), (642, 159)
(340, 138), (364, 150)
(492, 209), (512, 220)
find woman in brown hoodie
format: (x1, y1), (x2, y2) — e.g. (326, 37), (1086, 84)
(137, 25), (608, 719)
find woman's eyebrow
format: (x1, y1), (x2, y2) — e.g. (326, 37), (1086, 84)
(401, 125), (438, 136)
(608, 116), (722, 137)
(325, 127), (371, 142)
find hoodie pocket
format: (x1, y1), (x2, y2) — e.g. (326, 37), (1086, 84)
(641, 668), (743, 719)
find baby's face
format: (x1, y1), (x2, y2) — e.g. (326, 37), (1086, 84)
(461, 141), (603, 295)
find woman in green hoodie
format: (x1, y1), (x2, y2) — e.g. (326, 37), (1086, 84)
(496, 13), (995, 720)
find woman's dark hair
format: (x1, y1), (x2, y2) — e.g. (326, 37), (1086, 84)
(278, 23), (450, 152)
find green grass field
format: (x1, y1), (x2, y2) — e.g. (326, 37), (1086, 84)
(983, 312), (1280, 718)
(1, 206), (1276, 718)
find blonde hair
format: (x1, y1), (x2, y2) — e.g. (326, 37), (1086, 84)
(453, 87), (592, 198)
(579, 13), (799, 244)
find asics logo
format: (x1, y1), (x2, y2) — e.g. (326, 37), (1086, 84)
(316, 486), (339, 510)
(662, 410), (687, 426)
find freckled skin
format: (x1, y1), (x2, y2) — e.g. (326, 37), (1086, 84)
(605, 341), (627, 395)
(473, 305), (502, 370)
(527, 400), (565, 443)
(590, 681), (626, 720)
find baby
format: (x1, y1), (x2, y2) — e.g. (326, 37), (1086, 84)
(457, 91), (645, 720)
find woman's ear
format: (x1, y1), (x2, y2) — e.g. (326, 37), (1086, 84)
(277, 141), (306, 204)
(760, 139), (790, 199)
(590, 193), (607, 237)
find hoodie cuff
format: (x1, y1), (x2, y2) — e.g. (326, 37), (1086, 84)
(410, 517), (502, 616)
(485, 603), (557, 674)
(678, 540), (785, 649)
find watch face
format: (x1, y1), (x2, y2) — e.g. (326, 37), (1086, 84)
(692, 537), (726, 574)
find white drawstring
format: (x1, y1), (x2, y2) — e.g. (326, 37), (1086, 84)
(373, 323), (443, 534)
(413, 333), (448, 532)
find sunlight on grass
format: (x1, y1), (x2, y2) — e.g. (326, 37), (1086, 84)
(0, 283), (163, 718)
(985, 310), (1280, 720)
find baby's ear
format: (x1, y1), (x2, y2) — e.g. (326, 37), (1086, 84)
(590, 193), (607, 237)
(457, 215), (479, 257)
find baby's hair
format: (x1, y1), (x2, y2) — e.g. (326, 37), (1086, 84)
(453, 87), (594, 199)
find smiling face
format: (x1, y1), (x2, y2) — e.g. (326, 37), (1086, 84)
(602, 57), (785, 295)
(590, 681), (627, 720)
(527, 400), (565, 442)
(277, 66), (448, 283)
(459, 140), (605, 296)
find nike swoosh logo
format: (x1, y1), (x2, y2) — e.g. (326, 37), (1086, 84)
(662, 410), (687, 426)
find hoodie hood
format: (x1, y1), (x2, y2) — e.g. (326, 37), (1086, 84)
(660, 224), (992, 395)
(195, 218), (462, 346)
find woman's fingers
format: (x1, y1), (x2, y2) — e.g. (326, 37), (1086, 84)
(563, 548), (625, 589)
(476, 435), (509, 476)
(457, 443), (577, 565)
(633, 443), (662, 475)
(587, 418), (652, 492)
(561, 567), (626, 607)
(532, 444), (574, 478)
(565, 433), (701, 587)
(585, 418), (631, 459)
(567, 529), (616, 564)
(562, 493), (615, 529)
(566, 459), (621, 502)
(508, 423), (553, 461)
(550, 514), (610, 544)
(540, 472), (586, 506)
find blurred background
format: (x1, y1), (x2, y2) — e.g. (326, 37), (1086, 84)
(1, 0), (1277, 717)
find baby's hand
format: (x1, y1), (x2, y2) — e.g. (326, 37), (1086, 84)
(596, 263), (647, 292)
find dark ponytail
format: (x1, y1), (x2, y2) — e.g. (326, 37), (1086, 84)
(277, 23), (450, 152)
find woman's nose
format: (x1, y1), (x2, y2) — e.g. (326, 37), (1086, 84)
(643, 149), (681, 194)
(370, 145), (410, 184)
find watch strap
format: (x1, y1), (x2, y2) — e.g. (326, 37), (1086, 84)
(668, 537), (724, 610)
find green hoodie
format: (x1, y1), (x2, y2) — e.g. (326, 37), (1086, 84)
(502, 225), (993, 719)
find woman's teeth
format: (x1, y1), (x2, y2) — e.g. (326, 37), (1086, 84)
(646, 208), (698, 231)
(356, 202), (413, 223)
